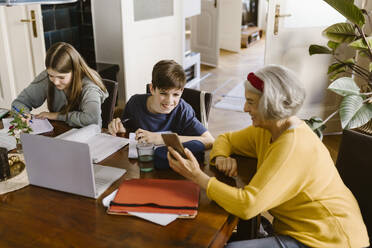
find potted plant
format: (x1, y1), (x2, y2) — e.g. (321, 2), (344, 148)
(7, 108), (32, 152)
(308, 0), (372, 135)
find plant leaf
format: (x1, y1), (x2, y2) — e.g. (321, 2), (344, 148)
(309, 45), (332, 55)
(328, 63), (346, 74)
(322, 23), (357, 43)
(329, 68), (347, 81)
(340, 96), (372, 128)
(323, 0), (365, 27)
(327, 41), (340, 50)
(328, 77), (360, 96)
(358, 50), (369, 57)
(369, 63), (372, 72)
(328, 58), (355, 76)
(349, 36), (372, 50)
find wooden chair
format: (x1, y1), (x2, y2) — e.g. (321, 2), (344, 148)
(101, 79), (118, 128)
(146, 84), (213, 128)
(335, 129), (372, 240)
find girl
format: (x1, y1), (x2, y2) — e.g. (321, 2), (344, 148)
(12, 42), (108, 127)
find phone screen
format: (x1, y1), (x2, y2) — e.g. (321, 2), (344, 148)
(161, 133), (187, 159)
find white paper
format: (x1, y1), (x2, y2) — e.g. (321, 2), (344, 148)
(102, 188), (179, 226)
(2, 118), (54, 135)
(0, 133), (16, 151)
(102, 189), (118, 207)
(128, 212), (178, 226)
(56, 124), (130, 163)
(128, 133), (138, 159)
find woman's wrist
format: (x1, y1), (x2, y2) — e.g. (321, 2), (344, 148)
(194, 171), (210, 190)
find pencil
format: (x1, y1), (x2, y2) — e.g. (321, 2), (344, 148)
(12, 106), (33, 123)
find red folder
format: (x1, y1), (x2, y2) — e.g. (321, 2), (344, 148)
(107, 179), (200, 218)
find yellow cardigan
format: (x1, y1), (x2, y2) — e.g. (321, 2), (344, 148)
(208, 122), (369, 248)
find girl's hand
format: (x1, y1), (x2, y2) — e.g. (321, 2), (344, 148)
(20, 113), (33, 126)
(108, 118), (126, 136)
(167, 147), (210, 189)
(215, 156), (238, 177)
(135, 128), (162, 145)
(35, 112), (59, 120)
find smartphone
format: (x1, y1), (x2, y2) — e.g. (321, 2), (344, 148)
(161, 133), (187, 159)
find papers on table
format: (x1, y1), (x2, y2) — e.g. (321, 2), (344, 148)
(128, 133), (138, 159)
(102, 189), (179, 226)
(0, 133), (16, 151)
(56, 124), (129, 163)
(1, 117), (52, 151)
(2, 118), (54, 135)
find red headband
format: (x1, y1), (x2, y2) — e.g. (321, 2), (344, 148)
(247, 72), (264, 92)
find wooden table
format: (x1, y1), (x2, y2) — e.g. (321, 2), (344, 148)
(0, 121), (257, 248)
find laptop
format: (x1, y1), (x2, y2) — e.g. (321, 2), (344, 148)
(21, 133), (126, 199)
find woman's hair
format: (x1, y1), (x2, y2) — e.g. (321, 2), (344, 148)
(151, 60), (186, 90)
(245, 65), (306, 120)
(45, 42), (106, 114)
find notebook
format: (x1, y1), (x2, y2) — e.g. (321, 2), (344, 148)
(2, 117), (54, 135)
(20, 133), (126, 199)
(107, 179), (200, 218)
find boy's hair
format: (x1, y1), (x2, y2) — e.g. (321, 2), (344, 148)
(151, 60), (186, 90)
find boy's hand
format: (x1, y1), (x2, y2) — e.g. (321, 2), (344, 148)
(135, 128), (162, 145)
(215, 156), (238, 177)
(108, 118), (126, 136)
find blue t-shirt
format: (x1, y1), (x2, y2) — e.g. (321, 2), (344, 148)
(121, 94), (207, 136)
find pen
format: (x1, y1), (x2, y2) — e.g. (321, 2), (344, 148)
(121, 118), (130, 125)
(12, 106), (33, 123)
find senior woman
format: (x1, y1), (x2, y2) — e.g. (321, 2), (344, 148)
(167, 65), (369, 248)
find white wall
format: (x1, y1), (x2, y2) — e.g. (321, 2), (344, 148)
(91, 0), (126, 107)
(258, 0), (268, 31)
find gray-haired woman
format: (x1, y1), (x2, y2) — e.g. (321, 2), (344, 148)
(167, 65), (369, 248)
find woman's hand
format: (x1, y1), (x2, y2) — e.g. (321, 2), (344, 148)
(108, 118), (126, 136)
(215, 156), (238, 177)
(167, 147), (210, 189)
(135, 128), (162, 145)
(35, 112), (59, 120)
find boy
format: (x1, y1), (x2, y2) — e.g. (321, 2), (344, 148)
(108, 60), (214, 149)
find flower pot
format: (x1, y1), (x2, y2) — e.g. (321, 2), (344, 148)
(16, 141), (23, 154)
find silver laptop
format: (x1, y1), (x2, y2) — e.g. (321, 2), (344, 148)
(21, 133), (126, 199)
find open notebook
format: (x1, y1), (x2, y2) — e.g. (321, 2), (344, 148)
(2, 117), (54, 135)
(57, 124), (129, 163)
(21, 133), (126, 199)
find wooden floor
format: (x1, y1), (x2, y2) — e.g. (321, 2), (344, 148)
(199, 39), (341, 161)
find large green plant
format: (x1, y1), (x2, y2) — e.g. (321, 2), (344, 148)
(309, 0), (372, 130)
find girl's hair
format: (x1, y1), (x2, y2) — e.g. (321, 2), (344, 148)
(245, 65), (306, 120)
(45, 42), (106, 114)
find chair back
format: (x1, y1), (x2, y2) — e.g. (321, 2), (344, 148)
(101, 79), (118, 128)
(146, 84), (212, 128)
(336, 129), (372, 239)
